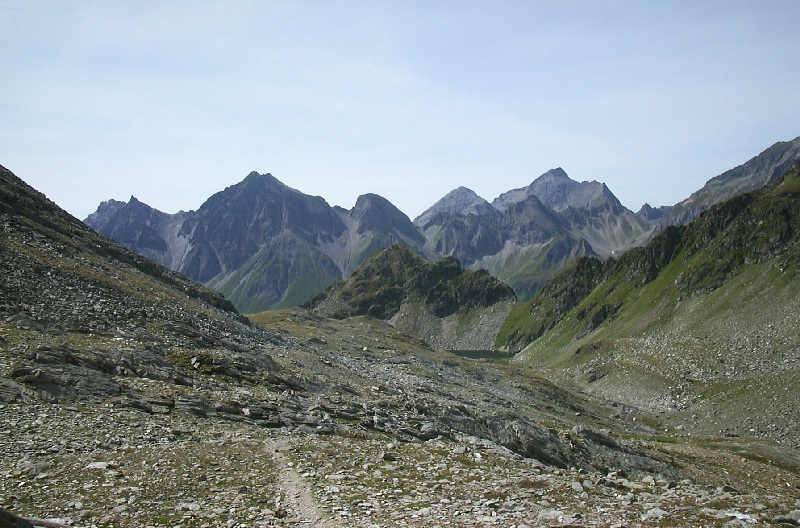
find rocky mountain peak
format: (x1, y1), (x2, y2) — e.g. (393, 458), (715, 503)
(84, 198), (127, 227)
(351, 193), (423, 242)
(491, 168), (570, 212)
(241, 170), (284, 187)
(533, 172), (616, 212)
(531, 167), (571, 188)
(492, 168), (621, 214)
(204, 171), (292, 209)
(413, 186), (497, 228)
(637, 202), (670, 222)
(124, 195), (161, 216)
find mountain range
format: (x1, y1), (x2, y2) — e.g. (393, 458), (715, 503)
(86, 173), (425, 313)
(86, 137), (800, 313)
(0, 163), (712, 525)
(3, 151), (800, 525)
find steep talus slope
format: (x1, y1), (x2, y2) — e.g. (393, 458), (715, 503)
(0, 165), (295, 401)
(499, 161), (800, 450)
(306, 244), (516, 349)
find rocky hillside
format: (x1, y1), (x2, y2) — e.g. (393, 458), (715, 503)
(13, 164), (799, 526)
(652, 135), (800, 227)
(498, 160), (800, 452)
(306, 244), (516, 350)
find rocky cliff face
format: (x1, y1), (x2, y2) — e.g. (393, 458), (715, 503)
(86, 196), (192, 269)
(493, 167), (594, 212)
(636, 202), (670, 223)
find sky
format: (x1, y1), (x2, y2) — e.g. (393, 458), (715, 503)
(1, 1), (799, 221)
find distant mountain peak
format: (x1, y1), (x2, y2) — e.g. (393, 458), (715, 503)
(637, 203), (670, 222)
(239, 171), (286, 190)
(442, 186), (488, 203)
(125, 195), (157, 212)
(351, 193), (423, 242)
(491, 168), (622, 214)
(536, 167), (570, 182)
(531, 172), (615, 212)
(414, 186), (496, 227)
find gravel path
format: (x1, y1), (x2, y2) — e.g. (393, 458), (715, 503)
(264, 438), (342, 527)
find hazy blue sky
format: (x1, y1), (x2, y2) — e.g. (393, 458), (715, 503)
(2, 1), (799, 220)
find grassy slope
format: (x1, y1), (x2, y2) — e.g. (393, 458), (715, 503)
(501, 162), (800, 452)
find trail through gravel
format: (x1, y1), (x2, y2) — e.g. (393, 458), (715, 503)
(264, 438), (342, 527)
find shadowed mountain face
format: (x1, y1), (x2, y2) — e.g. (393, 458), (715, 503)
(498, 160), (800, 449)
(179, 172), (347, 281)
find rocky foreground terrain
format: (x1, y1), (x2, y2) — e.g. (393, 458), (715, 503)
(3, 396), (800, 528)
(2, 163), (800, 528)
(3, 310), (800, 527)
